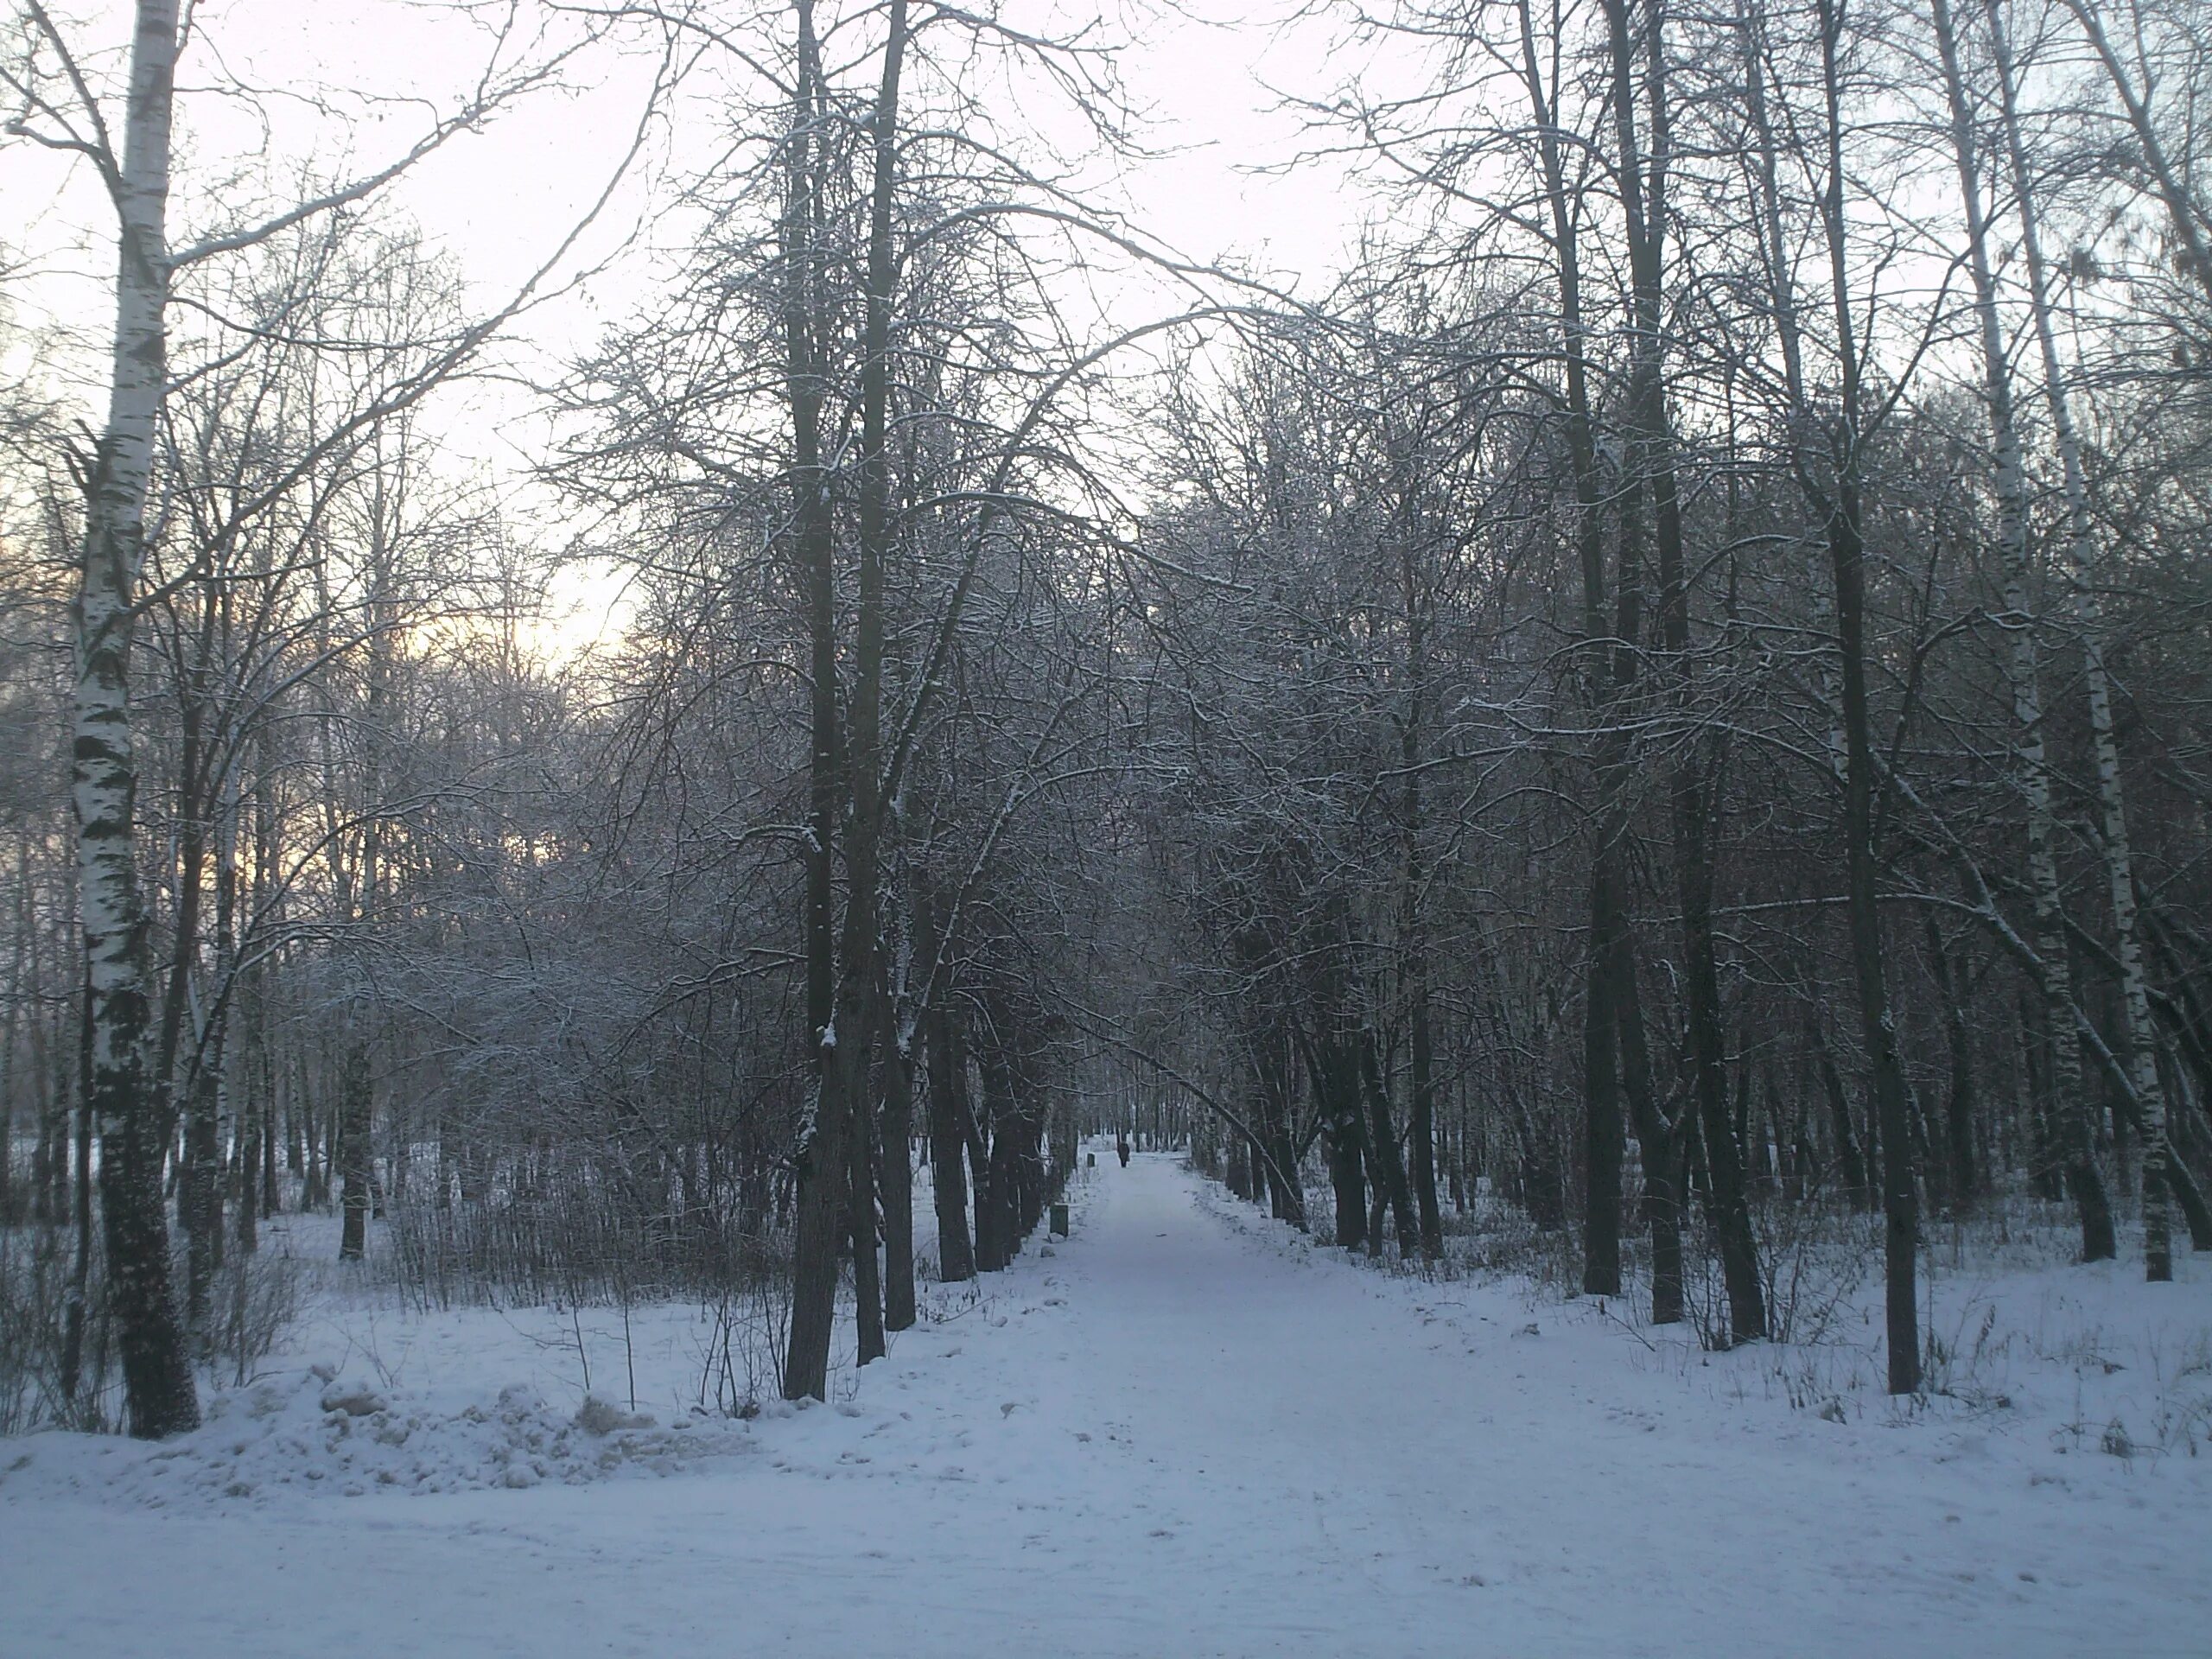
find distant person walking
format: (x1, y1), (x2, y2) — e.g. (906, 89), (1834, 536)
(1116, 1136), (1131, 1168)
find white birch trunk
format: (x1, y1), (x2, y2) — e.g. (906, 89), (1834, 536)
(1934, 0), (2113, 1258)
(76, 0), (199, 1435)
(1986, 0), (2174, 1280)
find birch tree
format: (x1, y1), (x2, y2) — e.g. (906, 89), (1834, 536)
(3, 0), (647, 1433)
(1985, 0), (2177, 1280)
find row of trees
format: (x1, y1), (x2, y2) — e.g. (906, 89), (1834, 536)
(3, 0), (2209, 1437)
(1141, 0), (2212, 1395)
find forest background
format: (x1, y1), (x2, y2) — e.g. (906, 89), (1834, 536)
(2, 0), (2210, 1440)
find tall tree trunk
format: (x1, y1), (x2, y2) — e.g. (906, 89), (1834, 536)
(162, 588), (225, 1312)
(337, 1039), (372, 1260)
(780, 0), (851, 1402)
(238, 735), (275, 1252)
(1357, 1027), (1419, 1256)
(75, 0), (197, 1439)
(1516, 0), (1628, 1299)
(1396, 539), (1444, 1261)
(1921, 915), (1980, 1216)
(847, 1068), (885, 1365)
(966, 1064), (998, 1274)
(1310, 1032), (1367, 1249)
(1405, 967), (1443, 1260)
(1986, 0), (2174, 1281)
(880, 1028), (918, 1330)
(1613, 937), (1681, 1323)
(187, 737), (239, 1340)
(159, 680), (207, 1221)
(60, 966), (96, 1409)
(337, 579), (385, 1263)
(924, 993), (976, 1281)
(183, 1065), (219, 1336)
(1932, 0), (2113, 1258)
(1584, 852), (1629, 1298)
(1806, 1005), (1870, 1209)
(1246, 1025), (1305, 1228)
(976, 1040), (1023, 1271)
(0, 1002), (12, 1228)
(1812, 0), (1917, 1389)
(829, 0), (910, 1372)
(799, 0), (915, 1375)
(29, 922), (60, 1225)
(1604, 0), (1764, 1341)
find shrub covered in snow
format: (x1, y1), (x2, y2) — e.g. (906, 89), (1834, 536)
(3, 1363), (757, 1506)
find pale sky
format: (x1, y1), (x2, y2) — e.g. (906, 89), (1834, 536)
(3, 0), (1394, 647)
(7, 1), (1383, 374)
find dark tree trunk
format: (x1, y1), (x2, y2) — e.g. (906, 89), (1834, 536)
(1810, 1007), (1872, 1209)
(969, 1112), (998, 1274)
(1357, 1029), (1420, 1256)
(925, 1000), (976, 1281)
(1518, 0), (1632, 1303)
(184, 1067), (219, 1339)
(1582, 874), (1627, 1297)
(262, 1073), (280, 1218)
(60, 972), (95, 1408)
(337, 1039), (372, 1261)
(1311, 1035), (1367, 1249)
(976, 1047), (1025, 1272)
(1813, 0), (1916, 1389)
(823, 0), (910, 1375)
(235, 1095), (258, 1257)
(33, 1005), (62, 1226)
(1407, 992), (1443, 1258)
(1256, 1029), (1306, 1227)
(2164, 1144), (2212, 1252)
(1516, 1093), (1568, 1232)
(1616, 947), (1681, 1324)
(0, 1020), (13, 1227)
(1395, 512), (1446, 1262)
(779, 0), (852, 1402)
(848, 1065), (885, 1365)
(880, 1035), (918, 1331)
(1923, 916), (1980, 1215)
(1605, 0), (1763, 1341)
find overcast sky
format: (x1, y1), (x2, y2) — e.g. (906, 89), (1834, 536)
(3, 0), (1399, 645)
(9, 1), (1383, 359)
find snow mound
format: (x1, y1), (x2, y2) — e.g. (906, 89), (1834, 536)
(12, 1367), (757, 1508)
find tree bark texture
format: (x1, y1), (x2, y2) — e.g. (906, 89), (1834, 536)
(76, 0), (199, 1439)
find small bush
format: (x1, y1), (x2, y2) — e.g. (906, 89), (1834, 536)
(0, 1220), (115, 1435)
(1, 1217), (304, 1435)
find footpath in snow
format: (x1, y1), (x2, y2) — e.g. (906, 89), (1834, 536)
(4, 1151), (2209, 1657)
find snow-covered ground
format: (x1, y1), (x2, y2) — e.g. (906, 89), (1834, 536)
(4, 1149), (2209, 1656)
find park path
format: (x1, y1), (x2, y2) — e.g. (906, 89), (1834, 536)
(3, 1151), (2199, 1656)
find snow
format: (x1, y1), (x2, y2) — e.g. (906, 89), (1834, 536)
(12, 1365), (758, 1505)
(5, 1150), (2210, 1656)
